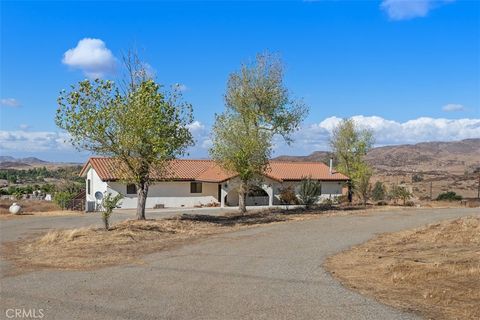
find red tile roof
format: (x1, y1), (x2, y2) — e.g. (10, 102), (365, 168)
(80, 157), (349, 182)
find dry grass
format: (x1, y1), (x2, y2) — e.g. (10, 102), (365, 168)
(2, 206), (391, 274)
(0, 199), (61, 215)
(1, 211), (292, 273)
(325, 216), (480, 320)
(1, 205), (431, 275)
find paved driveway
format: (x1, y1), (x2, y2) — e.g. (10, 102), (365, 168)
(1, 207), (478, 319)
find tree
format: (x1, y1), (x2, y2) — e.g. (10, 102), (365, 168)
(371, 181), (386, 201)
(297, 177), (322, 209)
(54, 191), (75, 210)
(389, 185), (412, 205)
(101, 193), (123, 230)
(396, 186), (413, 206)
(56, 52), (194, 220)
(356, 163), (372, 206)
(330, 118), (374, 203)
(210, 53), (308, 213)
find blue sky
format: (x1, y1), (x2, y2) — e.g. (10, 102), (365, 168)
(1, 0), (479, 162)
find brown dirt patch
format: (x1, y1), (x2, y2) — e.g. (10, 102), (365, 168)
(325, 216), (480, 320)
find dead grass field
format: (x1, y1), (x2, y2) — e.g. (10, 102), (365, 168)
(0, 199), (60, 215)
(0, 199), (80, 219)
(2, 206), (403, 274)
(2, 211), (296, 273)
(325, 216), (480, 320)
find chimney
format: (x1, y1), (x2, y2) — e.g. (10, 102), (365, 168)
(329, 158), (333, 174)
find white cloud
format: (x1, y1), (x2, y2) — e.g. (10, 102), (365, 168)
(0, 130), (73, 152)
(62, 38), (117, 78)
(3, 116), (478, 159)
(442, 103), (464, 112)
(185, 121), (211, 157)
(1, 98), (21, 107)
(19, 124), (31, 130)
(381, 0), (455, 21)
(275, 115), (480, 155)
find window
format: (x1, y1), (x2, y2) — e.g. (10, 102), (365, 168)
(127, 184), (137, 194)
(190, 182), (202, 193)
(87, 179), (91, 195)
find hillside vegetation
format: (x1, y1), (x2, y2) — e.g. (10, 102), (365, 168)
(275, 139), (480, 199)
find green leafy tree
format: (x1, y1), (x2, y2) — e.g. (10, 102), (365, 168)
(330, 118), (374, 203)
(397, 186), (413, 206)
(389, 185), (412, 205)
(210, 53), (308, 213)
(101, 193), (123, 230)
(371, 181), (386, 201)
(297, 177), (322, 209)
(356, 163), (373, 206)
(54, 191), (75, 210)
(56, 52), (194, 220)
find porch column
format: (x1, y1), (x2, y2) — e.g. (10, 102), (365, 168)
(265, 184), (274, 207)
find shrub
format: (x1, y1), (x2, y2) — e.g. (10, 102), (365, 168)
(371, 181), (386, 201)
(54, 191), (75, 209)
(101, 193), (123, 230)
(298, 177), (322, 209)
(321, 198), (334, 208)
(412, 174), (423, 182)
(278, 186), (299, 205)
(389, 185), (412, 206)
(336, 194), (349, 205)
(436, 191), (462, 201)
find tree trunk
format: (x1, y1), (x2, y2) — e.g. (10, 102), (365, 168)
(238, 181), (247, 214)
(347, 182), (353, 203)
(136, 183), (149, 220)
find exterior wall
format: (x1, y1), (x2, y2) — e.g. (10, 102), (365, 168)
(85, 167), (346, 210)
(106, 181), (219, 209)
(272, 180), (345, 205)
(85, 167), (108, 210)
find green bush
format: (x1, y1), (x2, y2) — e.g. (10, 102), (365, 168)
(371, 181), (386, 201)
(436, 191), (462, 201)
(298, 177), (322, 209)
(101, 193), (123, 230)
(54, 191), (75, 209)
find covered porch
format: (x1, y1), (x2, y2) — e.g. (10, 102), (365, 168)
(218, 177), (275, 208)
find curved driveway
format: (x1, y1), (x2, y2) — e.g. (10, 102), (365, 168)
(1, 207), (478, 319)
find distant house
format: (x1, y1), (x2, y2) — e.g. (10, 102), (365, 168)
(80, 157), (349, 211)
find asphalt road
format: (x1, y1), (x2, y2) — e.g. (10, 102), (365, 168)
(1, 207), (478, 320)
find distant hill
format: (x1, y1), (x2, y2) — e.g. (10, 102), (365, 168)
(275, 139), (480, 198)
(0, 156), (80, 169)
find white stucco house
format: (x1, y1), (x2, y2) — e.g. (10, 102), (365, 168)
(80, 157), (349, 211)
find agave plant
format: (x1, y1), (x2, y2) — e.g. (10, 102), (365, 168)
(298, 177), (322, 209)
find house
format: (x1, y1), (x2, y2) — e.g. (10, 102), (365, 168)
(80, 157), (349, 211)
